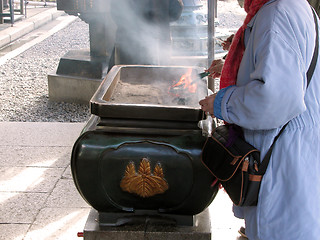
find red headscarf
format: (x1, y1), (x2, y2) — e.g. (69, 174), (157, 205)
(219, 0), (270, 89)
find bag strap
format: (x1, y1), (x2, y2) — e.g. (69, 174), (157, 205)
(307, 8), (319, 86)
(258, 7), (319, 175)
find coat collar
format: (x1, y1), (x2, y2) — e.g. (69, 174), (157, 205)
(246, 0), (276, 28)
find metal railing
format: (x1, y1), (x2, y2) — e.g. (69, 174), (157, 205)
(0, 0), (27, 25)
(0, 0), (56, 25)
(0, 0), (13, 24)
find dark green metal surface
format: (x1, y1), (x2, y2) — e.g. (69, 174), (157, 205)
(71, 115), (218, 216)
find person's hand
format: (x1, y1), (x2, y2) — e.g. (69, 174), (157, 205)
(207, 59), (224, 78)
(199, 93), (217, 117)
(222, 34), (234, 51)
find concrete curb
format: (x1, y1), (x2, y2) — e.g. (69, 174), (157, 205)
(0, 8), (65, 49)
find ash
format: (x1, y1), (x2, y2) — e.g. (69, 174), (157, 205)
(109, 81), (164, 105)
(109, 81), (198, 107)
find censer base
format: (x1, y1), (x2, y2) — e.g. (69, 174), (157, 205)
(82, 208), (211, 240)
(99, 210), (195, 227)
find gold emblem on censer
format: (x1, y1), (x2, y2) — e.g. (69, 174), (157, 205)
(120, 158), (169, 198)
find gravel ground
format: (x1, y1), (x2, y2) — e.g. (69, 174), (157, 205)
(0, 0), (245, 122)
(0, 18), (91, 122)
(216, 0), (246, 30)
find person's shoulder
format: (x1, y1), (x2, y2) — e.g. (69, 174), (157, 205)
(258, 0), (312, 22)
(252, 0), (314, 63)
(255, 0), (313, 34)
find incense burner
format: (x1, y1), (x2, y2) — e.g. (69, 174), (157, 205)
(71, 65), (218, 226)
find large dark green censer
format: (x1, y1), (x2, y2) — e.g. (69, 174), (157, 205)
(71, 65), (219, 226)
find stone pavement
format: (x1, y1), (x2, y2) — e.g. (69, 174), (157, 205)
(0, 4), (65, 49)
(0, 122), (246, 240)
(0, 122), (90, 240)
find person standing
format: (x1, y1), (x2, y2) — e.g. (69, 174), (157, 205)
(200, 0), (320, 239)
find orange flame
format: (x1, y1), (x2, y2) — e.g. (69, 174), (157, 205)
(172, 68), (197, 93)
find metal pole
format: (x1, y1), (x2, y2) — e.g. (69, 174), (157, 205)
(0, 0), (4, 24)
(207, 0), (216, 91)
(20, 0), (23, 15)
(9, 0), (14, 25)
(215, 0), (217, 19)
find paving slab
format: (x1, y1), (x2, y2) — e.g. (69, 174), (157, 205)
(0, 166), (64, 192)
(209, 191), (245, 229)
(0, 224), (30, 240)
(45, 178), (90, 208)
(24, 207), (91, 240)
(0, 122), (88, 240)
(62, 165), (73, 179)
(0, 146), (72, 167)
(209, 191), (246, 240)
(0, 192), (48, 223)
(0, 122), (85, 146)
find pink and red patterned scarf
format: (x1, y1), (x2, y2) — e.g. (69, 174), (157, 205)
(219, 0), (270, 89)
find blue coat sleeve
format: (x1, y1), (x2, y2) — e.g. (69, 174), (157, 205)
(219, 30), (307, 130)
(213, 86), (234, 120)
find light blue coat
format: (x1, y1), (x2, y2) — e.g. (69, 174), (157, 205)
(215, 0), (320, 239)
